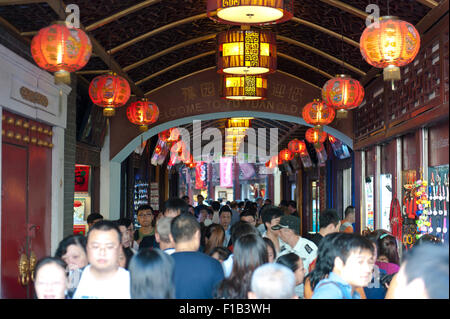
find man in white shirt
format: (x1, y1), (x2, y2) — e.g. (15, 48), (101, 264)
(73, 220), (131, 299)
(272, 215), (318, 298)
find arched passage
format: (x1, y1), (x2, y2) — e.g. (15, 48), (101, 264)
(106, 110), (353, 219)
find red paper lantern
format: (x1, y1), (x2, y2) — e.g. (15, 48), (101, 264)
(288, 139), (306, 154)
(322, 75), (364, 117)
(158, 129), (171, 142)
(126, 100), (159, 132)
(279, 148), (294, 162)
(302, 99), (335, 129)
(305, 127), (327, 145)
(360, 16), (420, 82)
(89, 72), (131, 117)
(31, 21), (92, 84)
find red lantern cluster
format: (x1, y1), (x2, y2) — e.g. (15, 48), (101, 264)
(322, 75), (364, 115)
(305, 128), (327, 145)
(89, 72), (131, 117)
(288, 139), (306, 154)
(279, 148), (294, 162)
(302, 99), (335, 129)
(31, 21), (92, 84)
(126, 100), (159, 132)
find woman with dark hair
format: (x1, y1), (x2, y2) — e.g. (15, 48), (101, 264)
(214, 234), (268, 299)
(310, 233), (375, 299)
(209, 246), (232, 263)
(263, 237), (276, 263)
(55, 234), (87, 271)
(54, 234), (87, 297)
(128, 248), (175, 299)
(34, 257), (68, 299)
(276, 253), (305, 298)
(203, 223), (225, 255)
(376, 233), (400, 274)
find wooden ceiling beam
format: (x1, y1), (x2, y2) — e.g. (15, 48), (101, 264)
(278, 52), (334, 79)
(123, 34), (216, 72)
(144, 67), (322, 98)
(45, 0), (145, 97)
(109, 13), (208, 55)
(135, 51), (215, 85)
(0, 0), (44, 5)
(319, 0), (368, 19)
(416, 0), (439, 8)
(277, 35), (366, 76)
(109, 14), (359, 55)
(85, 0), (161, 32)
(291, 17), (360, 48)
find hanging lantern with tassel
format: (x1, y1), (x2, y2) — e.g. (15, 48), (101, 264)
(31, 21), (92, 85)
(302, 99), (335, 131)
(305, 127), (327, 148)
(126, 99), (159, 132)
(360, 16), (420, 89)
(89, 72), (131, 117)
(279, 148), (294, 162)
(288, 139), (307, 154)
(322, 75), (365, 118)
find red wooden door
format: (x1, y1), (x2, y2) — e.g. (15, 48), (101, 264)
(1, 143), (28, 298)
(1, 111), (53, 298)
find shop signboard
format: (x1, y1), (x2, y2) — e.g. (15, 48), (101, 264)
(74, 165), (90, 192)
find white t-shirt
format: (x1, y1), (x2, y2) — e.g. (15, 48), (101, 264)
(73, 265), (131, 299)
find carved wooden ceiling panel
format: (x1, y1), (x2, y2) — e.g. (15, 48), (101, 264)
(0, 0), (436, 124)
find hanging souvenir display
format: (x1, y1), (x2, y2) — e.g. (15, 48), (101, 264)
(427, 165), (449, 244)
(401, 170), (418, 250)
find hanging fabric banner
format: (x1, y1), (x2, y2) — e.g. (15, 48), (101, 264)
(220, 157), (233, 187)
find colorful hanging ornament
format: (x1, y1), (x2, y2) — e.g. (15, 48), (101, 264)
(305, 127), (327, 147)
(360, 16), (420, 87)
(89, 72), (131, 117)
(217, 27), (277, 75)
(279, 148), (293, 162)
(322, 75), (365, 118)
(302, 99), (335, 131)
(126, 99), (159, 132)
(288, 139), (306, 154)
(31, 21), (92, 85)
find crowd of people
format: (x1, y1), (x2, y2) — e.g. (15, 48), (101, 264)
(33, 196), (448, 299)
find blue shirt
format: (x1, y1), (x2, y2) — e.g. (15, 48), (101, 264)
(364, 267), (387, 299)
(312, 272), (361, 299)
(172, 251), (224, 299)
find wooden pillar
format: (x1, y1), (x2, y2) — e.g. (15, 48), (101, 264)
(297, 168), (303, 236)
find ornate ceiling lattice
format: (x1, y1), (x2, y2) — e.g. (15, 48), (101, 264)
(0, 0), (435, 96)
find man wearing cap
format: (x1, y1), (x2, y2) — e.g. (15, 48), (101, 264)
(272, 215), (318, 298)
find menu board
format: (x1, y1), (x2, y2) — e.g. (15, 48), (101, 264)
(150, 182), (159, 211)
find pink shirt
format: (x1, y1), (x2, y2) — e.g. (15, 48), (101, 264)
(376, 261), (400, 275)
